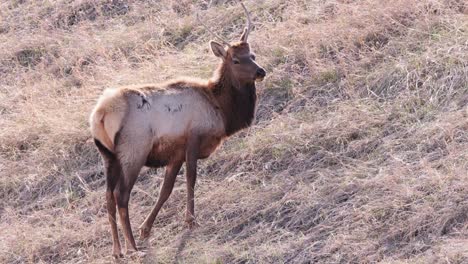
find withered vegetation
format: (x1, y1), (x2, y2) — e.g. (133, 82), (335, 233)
(0, 0), (467, 263)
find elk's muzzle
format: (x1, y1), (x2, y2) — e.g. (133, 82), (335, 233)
(255, 68), (266, 82)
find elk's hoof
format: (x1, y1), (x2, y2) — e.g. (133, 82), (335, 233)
(112, 251), (124, 259)
(186, 219), (200, 229)
(112, 244), (123, 258)
(125, 246), (139, 256)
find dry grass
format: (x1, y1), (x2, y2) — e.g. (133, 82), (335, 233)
(0, 0), (467, 263)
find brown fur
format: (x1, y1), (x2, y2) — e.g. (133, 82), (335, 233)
(90, 13), (266, 259)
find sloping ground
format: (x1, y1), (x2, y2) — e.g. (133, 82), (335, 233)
(0, 0), (467, 263)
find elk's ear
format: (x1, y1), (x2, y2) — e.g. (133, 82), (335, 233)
(210, 41), (227, 58)
(239, 27), (248, 42)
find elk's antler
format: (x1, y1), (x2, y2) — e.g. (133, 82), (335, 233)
(240, 2), (252, 42)
(196, 13), (231, 47)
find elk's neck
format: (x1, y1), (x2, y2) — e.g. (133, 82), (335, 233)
(211, 64), (257, 137)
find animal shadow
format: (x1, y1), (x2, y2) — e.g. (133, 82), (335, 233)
(174, 229), (193, 263)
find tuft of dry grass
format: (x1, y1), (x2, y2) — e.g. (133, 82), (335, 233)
(0, 0), (467, 263)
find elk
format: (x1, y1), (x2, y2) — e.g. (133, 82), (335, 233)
(89, 2), (266, 258)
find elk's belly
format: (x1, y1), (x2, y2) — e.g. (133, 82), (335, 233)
(145, 136), (186, 168)
(144, 134), (224, 168)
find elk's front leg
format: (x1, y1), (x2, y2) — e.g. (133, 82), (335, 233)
(185, 135), (200, 228)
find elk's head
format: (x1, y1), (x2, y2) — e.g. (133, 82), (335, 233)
(199, 3), (266, 84)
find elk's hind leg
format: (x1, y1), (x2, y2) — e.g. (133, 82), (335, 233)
(106, 175), (122, 258)
(139, 159), (183, 239)
(113, 135), (151, 254)
(114, 159), (145, 254)
(95, 139), (122, 258)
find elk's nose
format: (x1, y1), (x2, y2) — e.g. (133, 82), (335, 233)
(256, 68), (266, 78)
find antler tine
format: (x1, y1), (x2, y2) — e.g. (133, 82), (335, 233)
(240, 2), (252, 41)
(196, 13), (231, 47)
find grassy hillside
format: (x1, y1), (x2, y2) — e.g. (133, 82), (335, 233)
(0, 0), (467, 263)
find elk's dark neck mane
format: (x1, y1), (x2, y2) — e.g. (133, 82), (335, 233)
(210, 63), (257, 136)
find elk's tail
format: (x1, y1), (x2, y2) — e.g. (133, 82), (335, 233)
(89, 89), (127, 155)
(90, 108), (114, 152)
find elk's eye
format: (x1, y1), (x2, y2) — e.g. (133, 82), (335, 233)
(251, 55), (256, 60)
(233, 59), (240, 64)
